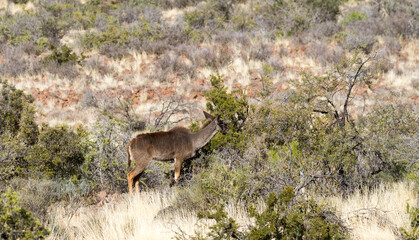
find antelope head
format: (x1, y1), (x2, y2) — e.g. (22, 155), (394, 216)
(203, 111), (228, 134)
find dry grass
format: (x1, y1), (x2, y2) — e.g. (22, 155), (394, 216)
(383, 40), (419, 96)
(48, 189), (191, 240)
(162, 8), (185, 26)
(327, 181), (417, 240)
(47, 181), (416, 240)
(0, 0), (35, 14)
(47, 188), (250, 240)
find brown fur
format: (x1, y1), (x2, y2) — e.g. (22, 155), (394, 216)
(126, 111), (225, 195)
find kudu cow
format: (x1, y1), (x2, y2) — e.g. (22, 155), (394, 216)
(126, 111), (226, 195)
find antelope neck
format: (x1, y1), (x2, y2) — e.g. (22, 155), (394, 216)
(192, 119), (218, 151)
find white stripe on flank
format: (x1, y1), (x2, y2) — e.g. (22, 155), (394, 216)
(129, 145), (134, 162)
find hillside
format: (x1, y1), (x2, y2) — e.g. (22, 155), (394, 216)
(1, 0), (417, 128)
(0, 0), (418, 239)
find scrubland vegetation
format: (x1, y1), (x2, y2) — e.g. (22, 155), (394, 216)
(1, 0), (418, 239)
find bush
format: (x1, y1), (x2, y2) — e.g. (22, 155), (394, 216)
(0, 13), (43, 47)
(231, 5), (255, 31)
(249, 42), (273, 61)
(180, 187), (347, 240)
(382, 0), (419, 37)
(45, 60), (80, 79)
(341, 11), (367, 26)
(155, 51), (197, 80)
(41, 44), (84, 79)
(306, 41), (344, 66)
(39, 16), (67, 45)
(179, 54), (402, 210)
(10, 0), (30, 4)
(196, 204), (243, 240)
(82, 55), (113, 75)
(3, 178), (93, 222)
(359, 104), (419, 182)
(154, 0), (202, 9)
(0, 45), (42, 77)
(44, 44), (85, 65)
(0, 189), (49, 239)
(400, 204), (419, 240)
(305, 0), (346, 21)
(0, 80), (35, 136)
(81, 116), (131, 191)
(248, 187), (347, 239)
(81, 20), (163, 57)
(175, 155), (252, 210)
(205, 74), (249, 151)
(0, 80), (38, 181)
(25, 125), (88, 179)
(184, 44), (233, 70)
(183, 1), (227, 29)
(254, 0), (346, 37)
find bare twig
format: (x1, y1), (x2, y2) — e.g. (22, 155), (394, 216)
(152, 95), (193, 129)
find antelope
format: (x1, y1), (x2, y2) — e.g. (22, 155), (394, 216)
(126, 111), (227, 195)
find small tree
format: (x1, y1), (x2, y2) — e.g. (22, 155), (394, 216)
(0, 80), (37, 181)
(205, 74), (249, 151)
(291, 52), (375, 128)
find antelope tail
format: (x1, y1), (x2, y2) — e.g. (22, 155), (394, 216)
(127, 144), (131, 167)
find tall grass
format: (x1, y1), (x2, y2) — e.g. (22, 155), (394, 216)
(47, 188), (250, 240)
(327, 181), (417, 240)
(47, 181), (416, 239)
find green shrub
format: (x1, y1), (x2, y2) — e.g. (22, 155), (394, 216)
(81, 21), (163, 55)
(181, 52), (416, 209)
(342, 12), (367, 26)
(0, 13), (43, 47)
(254, 0), (346, 37)
(359, 104), (419, 182)
(305, 0), (346, 21)
(0, 80), (37, 181)
(181, 187), (347, 240)
(184, 1), (230, 29)
(197, 204), (243, 240)
(247, 98), (314, 149)
(248, 187), (347, 239)
(10, 0), (30, 4)
(0, 80), (35, 135)
(17, 104), (39, 146)
(0, 189), (49, 239)
(40, 17), (67, 44)
(243, 53), (411, 194)
(44, 44), (85, 65)
(205, 74), (249, 151)
(25, 125), (88, 179)
(0, 81), (89, 181)
(231, 6), (255, 31)
(400, 203), (419, 239)
(180, 54), (387, 209)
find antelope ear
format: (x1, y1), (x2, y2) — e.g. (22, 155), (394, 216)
(203, 111), (215, 120)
